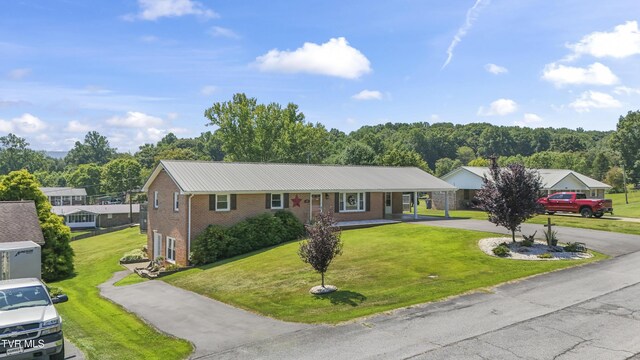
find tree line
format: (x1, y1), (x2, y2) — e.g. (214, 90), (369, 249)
(1, 93), (638, 197)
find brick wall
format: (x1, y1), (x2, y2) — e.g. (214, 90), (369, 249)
(147, 170), (188, 265)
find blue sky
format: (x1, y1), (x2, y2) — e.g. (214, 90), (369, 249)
(1, 0), (639, 151)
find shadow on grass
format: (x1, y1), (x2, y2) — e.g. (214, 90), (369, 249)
(313, 290), (367, 307)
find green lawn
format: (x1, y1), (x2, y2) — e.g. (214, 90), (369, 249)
(607, 191), (640, 218)
(163, 223), (604, 324)
(51, 228), (192, 360)
(415, 208), (640, 236)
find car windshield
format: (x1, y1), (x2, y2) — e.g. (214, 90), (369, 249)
(0, 285), (51, 311)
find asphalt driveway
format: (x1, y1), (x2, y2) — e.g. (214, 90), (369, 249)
(102, 221), (640, 359)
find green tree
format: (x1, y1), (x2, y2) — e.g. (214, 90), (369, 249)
(604, 166), (625, 193)
(34, 171), (67, 187)
(434, 158), (462, 177)
(612, 111), (640, 182)
(204, 93), (329, 163)
(468, 158), (490, 167)
(66, 163), (102, 196)
(455, 146), (476, 165)
(338, 141), (376, 165)
(0, 170), (74, 281)
(378, 148), (431, 172)
(65, 131), (116, 165)
(478, 127), (514, 157)
(102, 158), (142, 195)
(0, 134), (55, 174)
(591, 153), (610, 181)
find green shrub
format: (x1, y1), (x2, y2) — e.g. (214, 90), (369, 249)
(537, 252), (553, 259)
(521, 231), (536, 247)
(274, 210), (305, 241)
(164, 263), (180, 272)
(563, 242), (587, 253)
(120, 248), (148, 262)
(544, 229), (559, 247)
(227, 213), (284, 251)
(190, 225), (232, 265)
(492, 244), (510, 257)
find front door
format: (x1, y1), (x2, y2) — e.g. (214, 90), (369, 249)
(385, 192), (393, 215)
(311, 193), (322, 220)
(153, 232), (162, 259)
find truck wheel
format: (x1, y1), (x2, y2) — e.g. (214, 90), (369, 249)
(49, 343), (65, 360)
(547, 212), (555, 215)
(594, 213), (604, 218)
(580, 208), (593, 218)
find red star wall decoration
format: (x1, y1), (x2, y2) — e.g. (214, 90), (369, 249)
(291, 194), (302, 207)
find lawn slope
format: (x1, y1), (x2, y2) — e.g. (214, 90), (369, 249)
(52, 228), (192, 360)
(164, 223), (603, 323)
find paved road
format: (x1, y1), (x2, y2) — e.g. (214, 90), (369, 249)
(64, 339), (84, 360)
(100, 271), (308, 359)
(103, 221), (640, 360)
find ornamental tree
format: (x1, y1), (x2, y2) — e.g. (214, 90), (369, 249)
(298, 212), (343, 288)
(476, 160), (543, 242)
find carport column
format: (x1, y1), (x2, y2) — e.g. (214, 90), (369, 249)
(444, 191), (450, 218)
(414, 191), (418, 219)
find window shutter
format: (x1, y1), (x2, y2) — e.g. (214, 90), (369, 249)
(265, 193), (271, 209)
(334, 193), (340, 213)
(284, 193), (289, 208)
(231, 194), (237, 210)
(366, 192), (371, 211)
(209, 195), (215, 211)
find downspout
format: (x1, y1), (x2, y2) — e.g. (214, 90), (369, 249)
(187, 194), (193, 264)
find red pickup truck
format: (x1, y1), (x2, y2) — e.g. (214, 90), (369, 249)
(537, 192), (613, 218)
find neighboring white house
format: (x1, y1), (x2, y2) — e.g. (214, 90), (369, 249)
(41, 187), (87, 206)
(437, 166), (612, 210)
(52, 204), (140, 229)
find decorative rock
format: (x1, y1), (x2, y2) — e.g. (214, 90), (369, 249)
(310, 285), (338, 294)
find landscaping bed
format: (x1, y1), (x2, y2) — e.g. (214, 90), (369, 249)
(479, 237), (593, 260)
(163, 223), (605, 324)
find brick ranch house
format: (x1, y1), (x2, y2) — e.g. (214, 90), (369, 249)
(436, 166), (612, 210)
(142, 160), (456, 266)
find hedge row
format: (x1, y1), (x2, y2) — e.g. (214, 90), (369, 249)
(190, 210), (305, 265)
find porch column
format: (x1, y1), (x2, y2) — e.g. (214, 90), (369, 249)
(444, 191), (450, 218)
(414, 191), (418, 219)
(309, 193), (313, 222)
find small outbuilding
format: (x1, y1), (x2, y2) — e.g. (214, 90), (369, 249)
(52, 204), (140, 229)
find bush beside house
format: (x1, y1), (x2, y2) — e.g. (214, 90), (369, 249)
(190, 210), (305, 265)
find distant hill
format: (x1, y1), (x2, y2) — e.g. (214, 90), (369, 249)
(46, 151), (68, 159)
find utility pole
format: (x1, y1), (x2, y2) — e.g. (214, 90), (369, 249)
(622, 164), (629, 204)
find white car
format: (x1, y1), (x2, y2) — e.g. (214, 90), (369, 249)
(0, 278), (67, 360)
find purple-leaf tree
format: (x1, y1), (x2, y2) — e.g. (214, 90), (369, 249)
(298, 211), (343, 288)
(476, 159), (543, 242)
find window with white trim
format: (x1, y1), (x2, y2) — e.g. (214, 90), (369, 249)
(271, 193), (283, 209)
(216, 194), (230, 211)
(166, 237), (176, 263)
(174, 192), (179, 211)
(340, 192), (365, 212)
(154, 191), (159, 208)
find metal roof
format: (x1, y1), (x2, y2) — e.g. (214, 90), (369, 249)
(0, 201), (45, 245)
(445, 166), (611, 189)
(52, 204), (140, 216)
(40, 187), (87, 197)
(144, 160), (457, 193)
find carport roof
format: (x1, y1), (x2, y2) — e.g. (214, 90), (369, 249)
(143, 160), (457, 194)
(0, 201), (45, 245)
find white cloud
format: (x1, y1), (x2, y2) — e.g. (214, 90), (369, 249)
(352, 90), (383, 101)
(346, 118), (357, 125)
(200, 85), (217, 96)
(127, 0), (218, 21)
(106, 111), (164, 128)
(167, 112), (179, 120)
(65, 120), (93, 133)
(515, 113), (543, 127)
(569, 91), (621, 112)
(0, 113), (47, 133)
(477, 98), (518, 116)
(614, 86), (640, 95)
(7, 68), (31, 80)
(442, 0), (489, 68)
(567, 21), (640, 60)
(209, 26), (240, 39)
(254, 37), (371, 79)
(542, 62), (618, 87)
(485, 63), (508, 74)
(140, 35), (160, 43)
(430, 114), (440, 121)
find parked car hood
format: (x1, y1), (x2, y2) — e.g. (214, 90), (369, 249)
(0, 305), (57, 327)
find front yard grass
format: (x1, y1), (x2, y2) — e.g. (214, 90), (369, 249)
(607, 191), (640, 218)
(163, 223), (604, 324)
(417, 208), (640, 236)
(51, 228), (192, 360)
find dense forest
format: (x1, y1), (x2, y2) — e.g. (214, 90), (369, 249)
(1, 93), (638, 203)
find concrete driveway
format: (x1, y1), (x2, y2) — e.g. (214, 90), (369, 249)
(103, 221), (640, 359)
